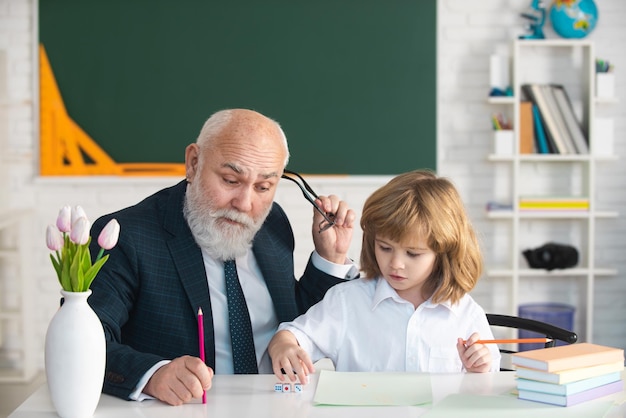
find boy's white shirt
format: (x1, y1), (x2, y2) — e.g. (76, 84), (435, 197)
(279, 277), (501, 373)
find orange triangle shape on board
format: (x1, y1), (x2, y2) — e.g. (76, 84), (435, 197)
(39, 45), (121, 175)
(39, 45), (184, 176)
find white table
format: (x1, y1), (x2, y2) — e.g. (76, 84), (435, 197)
(8, 372), (626, 417)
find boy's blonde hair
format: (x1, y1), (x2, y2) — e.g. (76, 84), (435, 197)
(359, 169), (482, 305)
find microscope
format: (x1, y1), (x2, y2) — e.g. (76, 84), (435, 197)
(519, 0), (546, 39)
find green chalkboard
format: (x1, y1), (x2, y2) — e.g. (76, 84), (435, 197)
(39, 1), (436, 175)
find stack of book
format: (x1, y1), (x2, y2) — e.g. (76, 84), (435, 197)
(518, 196), (589, 212)
(512, 343), (625, 407)
(521, 83), (589, 155)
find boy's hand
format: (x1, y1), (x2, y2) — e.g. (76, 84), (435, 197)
(268, 330), (315, 384)
(457, 333), (492, 373)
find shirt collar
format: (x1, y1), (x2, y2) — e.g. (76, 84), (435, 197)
(371, 277), (458, 314)
(371, 278), (404, 309)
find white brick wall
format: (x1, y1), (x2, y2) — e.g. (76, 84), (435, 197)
(0, 0), (624, 372)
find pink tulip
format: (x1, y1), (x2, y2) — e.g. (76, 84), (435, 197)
(71, 206), (87, 229)
(56, 206), (72, 233)
(69, 217), (90, 245)
(97, 219), (120, 250)
(46, 225), (64, 251)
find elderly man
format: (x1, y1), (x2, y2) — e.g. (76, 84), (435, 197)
(88, 109), (357, 405)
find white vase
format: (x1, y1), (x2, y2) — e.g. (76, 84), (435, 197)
(45, 290), (105, 418)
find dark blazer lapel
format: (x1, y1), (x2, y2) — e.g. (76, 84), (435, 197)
(253, 208), (299, 323)
(162, 181), (216, 366)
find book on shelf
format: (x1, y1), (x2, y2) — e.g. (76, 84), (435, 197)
(518, 196), (589, 211)
(512, 343), (624, 372)
(519, 204), (589, 211)
(522, 84), (570, 154)
(551, 84), (589, 154)
(519, 207), (588, 212)
(519, 101), (534, 154)
(531, 103), (550, 154)
(519, 203), (588, 208)
(486, 201), (513, 211)
(515, 360), (625, 385)
(541, 85), (578, 154)
(519, 196), (589, 202)
(518, 379), (623, 407)
(522, 83), (588, 155)
(516, 371), (622, 396)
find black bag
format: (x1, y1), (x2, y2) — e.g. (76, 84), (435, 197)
(522, 242), (579, 271)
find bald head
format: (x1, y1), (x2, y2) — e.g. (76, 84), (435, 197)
(196, 109), (290, 168)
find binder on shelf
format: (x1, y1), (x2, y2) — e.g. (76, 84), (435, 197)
(519, 101), (534, 154)
(551, 84), (589, 154)
(531, 104), (550, 154)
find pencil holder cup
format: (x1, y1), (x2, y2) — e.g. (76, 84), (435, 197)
(494, 130), (514, 156)
(593, 118), (614, 156)
(596, 73), (615, 99)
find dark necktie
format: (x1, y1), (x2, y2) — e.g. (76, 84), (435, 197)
(224, 259), (258, 374)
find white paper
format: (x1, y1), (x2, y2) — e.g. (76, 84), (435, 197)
(313, 370), (432, 406)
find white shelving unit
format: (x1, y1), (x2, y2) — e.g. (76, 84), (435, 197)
(486, 39), (618, 343)
(0, 209), (36, 382)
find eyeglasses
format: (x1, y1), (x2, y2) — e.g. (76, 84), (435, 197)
(281, 169), (336, 233)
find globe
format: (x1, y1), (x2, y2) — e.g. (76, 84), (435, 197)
(550, 0), (598, 39)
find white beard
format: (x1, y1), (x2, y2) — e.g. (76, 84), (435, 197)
(183, 184), (270, 261)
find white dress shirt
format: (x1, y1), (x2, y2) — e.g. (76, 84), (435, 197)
(278, 277), (501, 373)
(203, 248), (277, 374)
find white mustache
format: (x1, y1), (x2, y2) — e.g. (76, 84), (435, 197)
(212, 209), (255, 228)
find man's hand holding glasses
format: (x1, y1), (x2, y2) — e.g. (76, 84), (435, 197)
(281, 170), (355, 265)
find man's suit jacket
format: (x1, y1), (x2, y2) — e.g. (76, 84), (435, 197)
(88, 180), (344, 399)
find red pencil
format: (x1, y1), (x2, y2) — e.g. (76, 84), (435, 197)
(197, 307), (206, 404)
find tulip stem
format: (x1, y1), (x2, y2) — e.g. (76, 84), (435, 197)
(96, 247), (105, 262)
